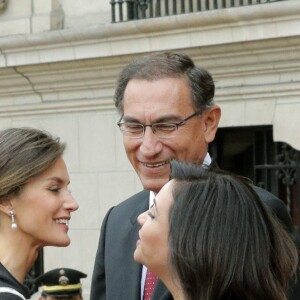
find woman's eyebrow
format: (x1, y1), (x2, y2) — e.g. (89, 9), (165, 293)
(152, 198), (159, 215)
(44, 177), (70, 185)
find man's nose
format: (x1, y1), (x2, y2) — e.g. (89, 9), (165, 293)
(139, 127), (162, 155)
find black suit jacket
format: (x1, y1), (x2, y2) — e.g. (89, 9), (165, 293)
(90, 187), (298, 300)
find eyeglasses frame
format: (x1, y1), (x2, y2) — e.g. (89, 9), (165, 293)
(117, 110), (202, 138)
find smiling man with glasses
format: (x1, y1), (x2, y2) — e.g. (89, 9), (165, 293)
(90, 51), (296, 300)
(116, 80), (219, 194)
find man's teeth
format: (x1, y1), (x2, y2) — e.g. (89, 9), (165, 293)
(143, 161), (167, 168)
(55, 219), (69, 225)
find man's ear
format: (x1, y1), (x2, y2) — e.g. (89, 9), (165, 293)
(203, 105), (221, 144)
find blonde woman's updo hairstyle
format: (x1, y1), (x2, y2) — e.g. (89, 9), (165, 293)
(0, 127), (66, 202)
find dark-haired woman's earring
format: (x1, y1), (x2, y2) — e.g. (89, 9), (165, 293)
(10, 209), (17, 230)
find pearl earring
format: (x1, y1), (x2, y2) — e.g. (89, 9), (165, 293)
(10, 209), (17, 230)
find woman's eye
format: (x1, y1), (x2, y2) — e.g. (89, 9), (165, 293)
(49, 187), (60, 193)
(148, 211), (155, 219)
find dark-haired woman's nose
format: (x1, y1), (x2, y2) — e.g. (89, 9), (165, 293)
(137, 211), (148, 226)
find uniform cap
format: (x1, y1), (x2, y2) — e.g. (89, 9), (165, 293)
(35, 268), (87, 297)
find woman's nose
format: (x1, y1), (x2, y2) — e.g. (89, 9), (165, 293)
(137, 211), (148, 226)
(64, 192), (79, 212)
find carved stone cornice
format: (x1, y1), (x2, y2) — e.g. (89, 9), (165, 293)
(1, 1), (300, 68)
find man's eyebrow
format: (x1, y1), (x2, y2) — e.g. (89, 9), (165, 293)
(123, 114), (181, 123)
(122, 116), (141, 123)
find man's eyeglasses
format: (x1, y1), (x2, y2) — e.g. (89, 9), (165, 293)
(117, 111), (201, 139)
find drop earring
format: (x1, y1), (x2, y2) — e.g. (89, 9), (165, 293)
(10, 209), (17, 230)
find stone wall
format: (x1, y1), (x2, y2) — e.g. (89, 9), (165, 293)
(0, 0), (300, 298)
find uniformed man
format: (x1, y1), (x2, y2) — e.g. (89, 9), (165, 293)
(36, 268), (87, 300)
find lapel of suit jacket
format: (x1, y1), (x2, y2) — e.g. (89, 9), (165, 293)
(129, 191), (173, 300)
(130, 190), (150, 225)
(122, 190), (150, 300)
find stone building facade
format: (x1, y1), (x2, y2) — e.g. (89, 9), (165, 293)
(0, 0), (299, 298)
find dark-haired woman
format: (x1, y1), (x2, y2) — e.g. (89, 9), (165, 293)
(134, 160), (298, 300)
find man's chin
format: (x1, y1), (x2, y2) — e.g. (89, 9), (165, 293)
(141, 179), (167, 192)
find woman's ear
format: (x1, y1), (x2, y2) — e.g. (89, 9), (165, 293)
(0, 200), (13, 217)
(203, 105), (221, 144)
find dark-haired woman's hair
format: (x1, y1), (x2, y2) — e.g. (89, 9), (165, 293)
(0, 127), (66, 202)
(168, 160), (298, 300)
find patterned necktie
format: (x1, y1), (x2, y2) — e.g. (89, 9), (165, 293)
(143, 269), (158, 300)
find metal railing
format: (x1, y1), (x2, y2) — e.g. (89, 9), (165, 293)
(111, 0), (286, 23)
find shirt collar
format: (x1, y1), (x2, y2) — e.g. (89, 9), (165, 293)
(149, 153), (211, 207)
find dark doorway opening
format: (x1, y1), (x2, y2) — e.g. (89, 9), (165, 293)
(209, 125), (300, 228)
